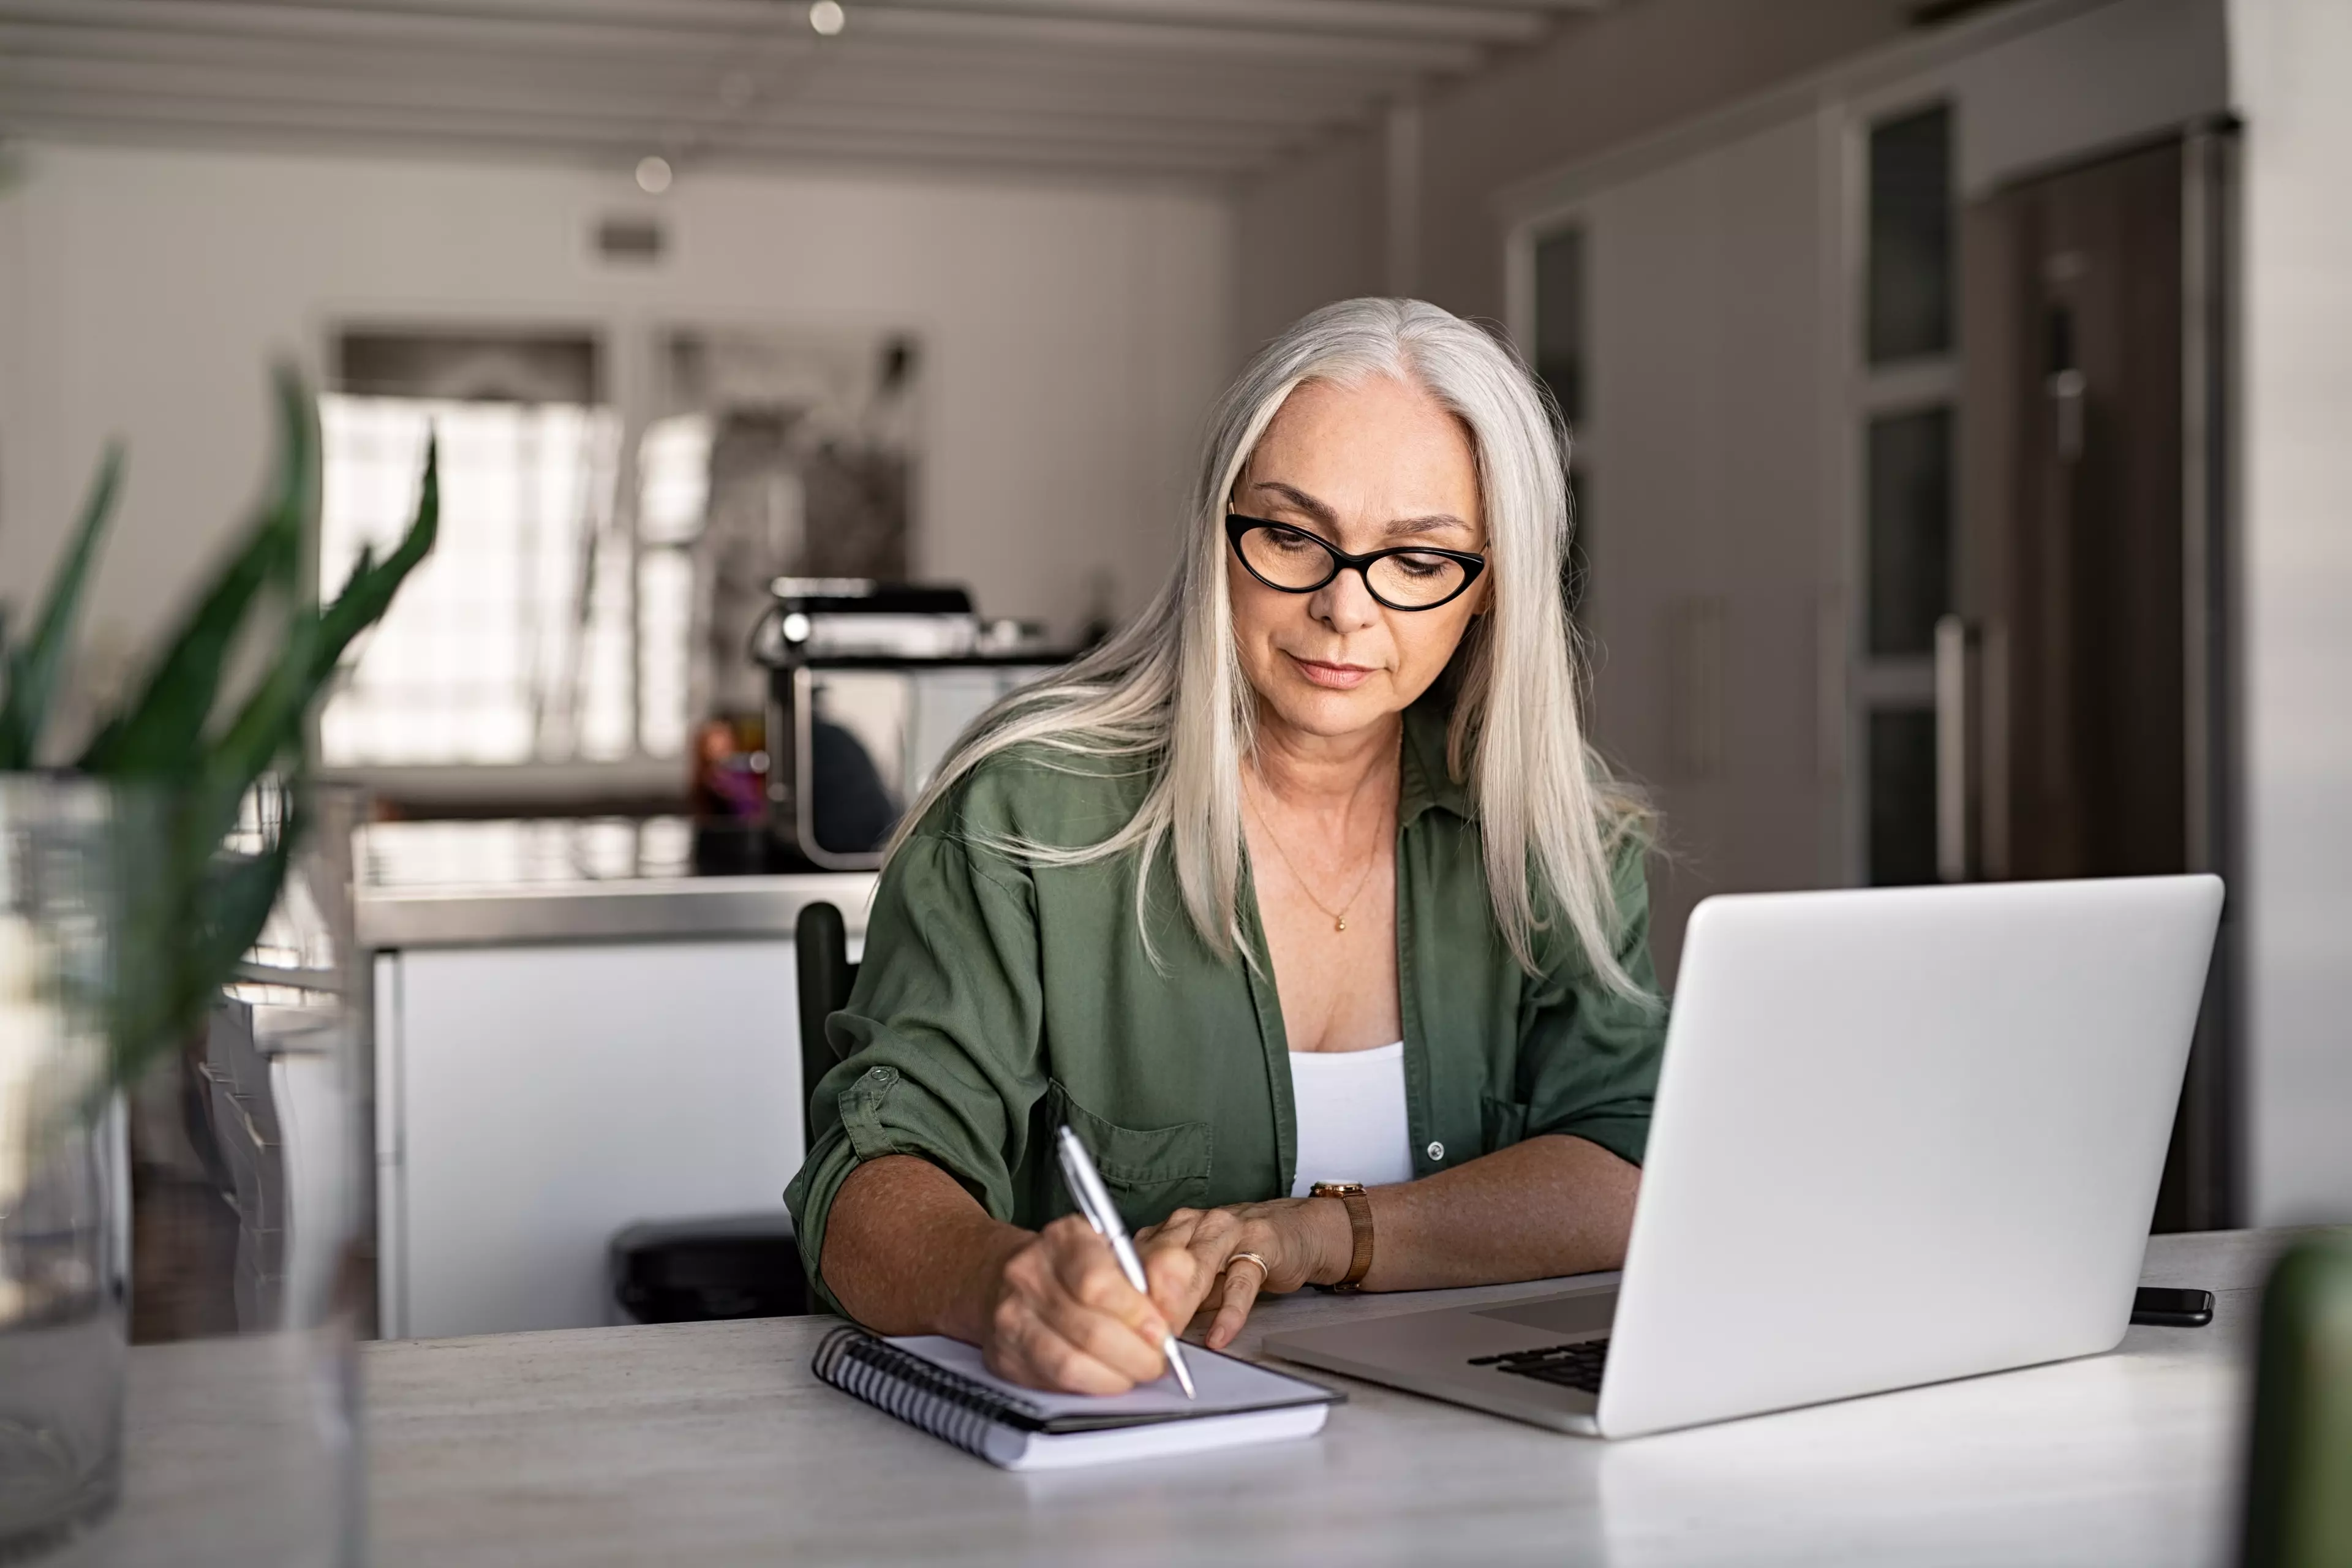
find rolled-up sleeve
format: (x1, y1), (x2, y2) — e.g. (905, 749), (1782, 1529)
(783, 829), (1046, 1315)
(1515, 835), (1667, 1167)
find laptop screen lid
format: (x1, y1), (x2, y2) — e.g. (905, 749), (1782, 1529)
(1596, 875), (2222, 1439)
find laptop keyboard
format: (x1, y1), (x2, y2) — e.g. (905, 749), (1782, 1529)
(1468, 1337), (1610, 1393)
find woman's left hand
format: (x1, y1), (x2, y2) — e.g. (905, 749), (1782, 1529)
(1135, 1198), (1348, 1350)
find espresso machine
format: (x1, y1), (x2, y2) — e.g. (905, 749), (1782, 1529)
(750, 579), (1068, 870)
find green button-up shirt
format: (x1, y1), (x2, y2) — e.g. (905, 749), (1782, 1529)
(785, 695), (1666, 1314)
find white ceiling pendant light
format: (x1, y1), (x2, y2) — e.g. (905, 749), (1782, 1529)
(635, 156), (674, 195)
(808, 1), (846, 37)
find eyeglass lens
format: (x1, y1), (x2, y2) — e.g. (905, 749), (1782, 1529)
(1237, 525), (1469, 608)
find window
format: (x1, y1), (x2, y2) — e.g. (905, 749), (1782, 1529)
(1531, 223), (1595, 626)
(1865, 406), (1954, 658)
(633, 413), (711, 761)
(1866, 106), (1954, 364)
(1532, 226), (1587, 426)
(1852, 103), (1957, 885)
(317, 324), (921, 790)
(318, 395), (627, 766)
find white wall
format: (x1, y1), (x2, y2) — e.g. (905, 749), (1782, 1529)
(1954, 0), (2228, 195)
(1232, 130), (1384, 359)
(2230, 0), (2352, 1224)
(0, 143), (1235, 668)
(1571, 113), (1838, 985)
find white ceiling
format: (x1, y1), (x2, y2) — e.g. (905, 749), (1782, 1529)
(0, 0), (1610, 184)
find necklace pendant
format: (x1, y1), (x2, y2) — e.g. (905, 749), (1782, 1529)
(1335, 916), (1347, 932)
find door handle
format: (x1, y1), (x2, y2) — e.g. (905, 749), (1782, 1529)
(2049, 367), (2086, 461)
(1935, 614), (1977, 883)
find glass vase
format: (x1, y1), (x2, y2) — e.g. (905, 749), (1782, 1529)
(0, 778), (124, 1556)
(3, 782), (371, 1565)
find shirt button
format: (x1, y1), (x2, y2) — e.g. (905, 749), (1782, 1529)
(868, 1066), (893, 1083)
(1426, 1141), (1446, 1162)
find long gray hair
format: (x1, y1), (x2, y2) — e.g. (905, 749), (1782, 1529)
(891, 297), (1649, 997)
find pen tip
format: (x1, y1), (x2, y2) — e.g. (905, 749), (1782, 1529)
(1167, 1340), (1197, 1400)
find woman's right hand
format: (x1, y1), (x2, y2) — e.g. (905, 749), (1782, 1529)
(975, 1215), (1178, 1394)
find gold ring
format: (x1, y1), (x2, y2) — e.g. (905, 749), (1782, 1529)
(1226, 1251), (1270, 1282)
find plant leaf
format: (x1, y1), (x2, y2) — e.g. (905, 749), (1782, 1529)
(197, 612), (323, 838)
(81, 381), (432, 1101)
(192, 437), (428, 832)
(84, 375), (435, 1103)
(0, 443), (123, 768)
(194, 793), (306, 974)
(103, 784), (307, 1095)
(312, 432), (437, 680)
(81, 371), (311, 776)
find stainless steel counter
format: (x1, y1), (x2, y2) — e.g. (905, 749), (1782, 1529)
(355, 816), (876, 949)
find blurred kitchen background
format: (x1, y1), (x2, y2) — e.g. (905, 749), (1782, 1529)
(1, 0), (2346, 1343)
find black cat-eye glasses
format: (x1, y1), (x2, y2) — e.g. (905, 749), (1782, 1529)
(1223, 514), (1487, 612)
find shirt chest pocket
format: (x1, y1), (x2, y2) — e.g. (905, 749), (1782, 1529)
(1046, 1080), (1213, 1229)
(1480, 1093), (1530, 1155)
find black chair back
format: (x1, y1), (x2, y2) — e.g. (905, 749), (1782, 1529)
(794, 901), (859, 1148)
(609, 900), (856, 1325)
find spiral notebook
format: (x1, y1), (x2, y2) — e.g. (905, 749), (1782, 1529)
(812, 1326), (1343, 1471)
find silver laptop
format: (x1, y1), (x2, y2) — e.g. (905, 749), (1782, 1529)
(1264, 875), (2225, 1439)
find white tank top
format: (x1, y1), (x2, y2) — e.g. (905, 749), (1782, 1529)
(1288, 1041), (1415, 1197)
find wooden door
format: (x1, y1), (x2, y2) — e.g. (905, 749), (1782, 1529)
(1965, 139), (2186, 879)
(1960, 133), (2235, 1230)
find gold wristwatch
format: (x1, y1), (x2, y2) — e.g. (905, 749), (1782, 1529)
(1310, 1181), (1374, 1293)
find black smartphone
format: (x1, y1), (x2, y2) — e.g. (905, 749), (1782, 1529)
(2131, 1286), (2214, 1327)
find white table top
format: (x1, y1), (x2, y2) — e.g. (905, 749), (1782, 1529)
(74, 1227), (2302, 1567)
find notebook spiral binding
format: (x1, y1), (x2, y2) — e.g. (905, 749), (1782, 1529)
(813, 1326), (1041, 1461)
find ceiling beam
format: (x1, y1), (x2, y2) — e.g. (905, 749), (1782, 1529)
(825, 9), (1485, 70)
(795, 0), (1546, 45)
(0, 56), (1297, 153)
(0, 1), (801, 64)
(0, 0), (1606, 183)
(0, 88), (1265, 175)
(0, 21), (1403, 115)
(1344, 0), (1607, 10)
(0, 0), (1484, 71)
(0, 25), (1425, 127)
(220, 0), (1552, 45)
(9, 113), (1253, 188)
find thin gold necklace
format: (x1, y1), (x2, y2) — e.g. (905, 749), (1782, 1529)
(1243, 771), (1385, 933)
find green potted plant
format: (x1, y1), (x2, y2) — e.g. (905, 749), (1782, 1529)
(0, 368), (435, 1553)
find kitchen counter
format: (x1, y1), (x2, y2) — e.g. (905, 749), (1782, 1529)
(356, 816), (872, 1338)
(355, 816), (876, 949)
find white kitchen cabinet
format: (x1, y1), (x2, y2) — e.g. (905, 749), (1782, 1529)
(374, 939), (808, 1340)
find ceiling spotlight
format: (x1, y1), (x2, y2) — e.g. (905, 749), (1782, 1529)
(635, 155), (673, 195)
(809, 0), (845, 36)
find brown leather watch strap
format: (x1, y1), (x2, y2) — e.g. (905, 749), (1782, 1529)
(1311, 1181), (1374, 1292)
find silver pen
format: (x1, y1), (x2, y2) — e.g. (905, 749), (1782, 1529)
(1054, 1123), (1198, 1400)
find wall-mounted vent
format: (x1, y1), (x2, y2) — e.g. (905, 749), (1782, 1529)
(596, 216), (665, 265)
(1907, 0), (2024, 26)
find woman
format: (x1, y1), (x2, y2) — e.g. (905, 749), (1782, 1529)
(785, 298), (1663, 1395)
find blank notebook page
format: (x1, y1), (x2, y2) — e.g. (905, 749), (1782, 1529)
(886, 1334), (1330, 1420)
